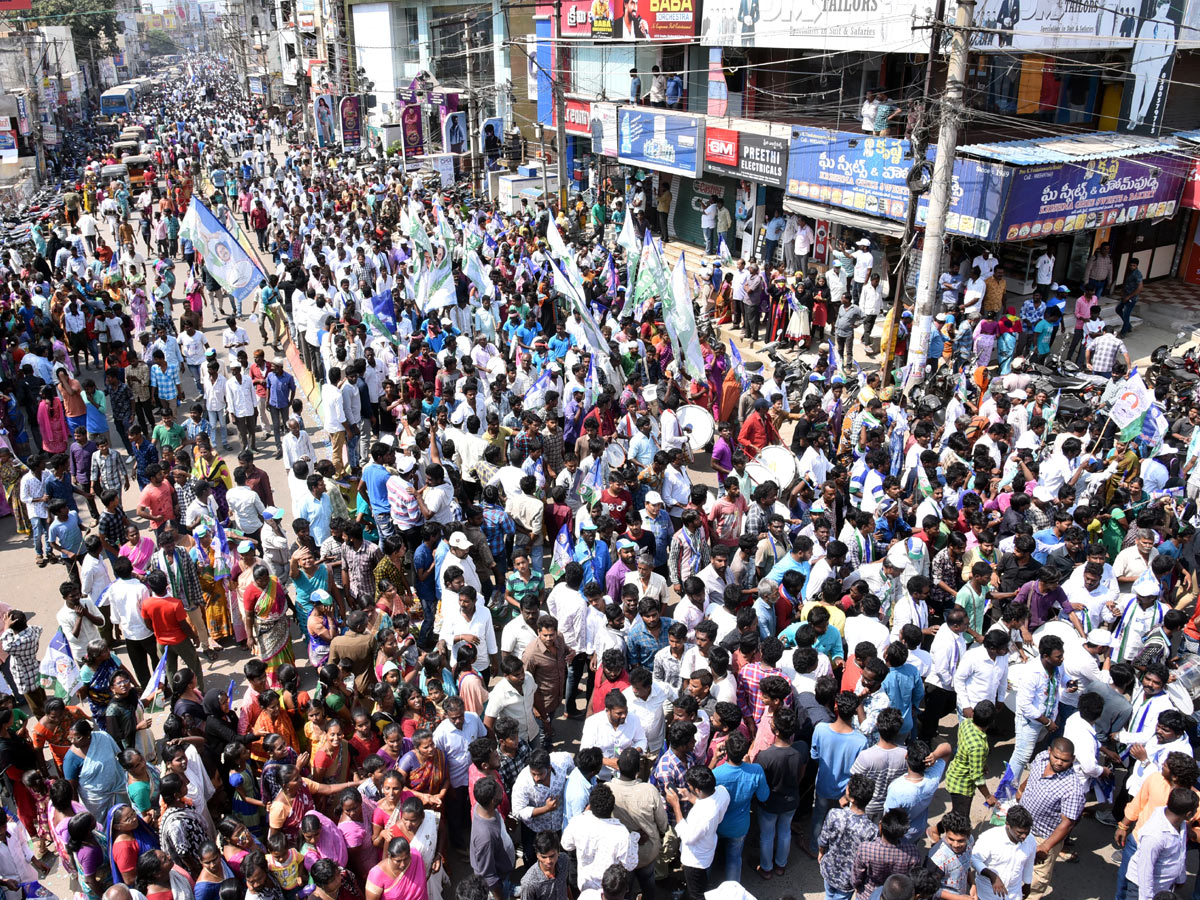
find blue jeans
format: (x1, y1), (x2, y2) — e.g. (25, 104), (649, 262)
(418, 593), (437, 647)
(186, 363), (203, 394)
(763, 239), (778, 265)
(1113, 835), (1137, 900)
(1116, 295), (1138, 334)
(758, 808), (796, 871)
(810, 793), (837, 855)
(31, 516), (48, 558)
(207, 408), (228, 447)
(825, 889), (853, 900)
(1009, 716), (1045, 784)
(719, 834), (745, 882)
(703, 227), (716, 255)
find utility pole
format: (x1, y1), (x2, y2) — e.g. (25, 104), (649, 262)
(906, 0), (974, 374)
(21, 24), (44, 181)
(880, 0), (943, 387)
(552, 0), (567, 211)
(464, 19), (478, 195)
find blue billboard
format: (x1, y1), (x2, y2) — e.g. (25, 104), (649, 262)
(785, 127), (1010, 240)
(617, 107), (704, 179)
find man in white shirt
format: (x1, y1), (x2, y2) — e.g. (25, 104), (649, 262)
(860, 91), (879, 133)
(623, 669), (672, 755)
(794, 219), (815, 273)
(953, 630), (1010, 719)
(106, 556), (160, 687)
(843, 594), (891, 655)
(665, 768), (730, 891)
(179, 322), (209, 395)
(202, 363), (230, 449)
(560, 783), (639, 890)
(225, 362), (258, 451)
(1062, 692), (1109, 784)
(1127, 791), (1195, 900)
(438, 584), (499, 675)
(226, 470), (267, 539)
(971, 810), (1037, 900)
(921, 607), (968, 740)
(973, 250), (999, 280)
(580, 692), (648, 777)
(58, 564), (105, 663)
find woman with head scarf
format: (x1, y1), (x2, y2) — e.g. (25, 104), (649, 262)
(159, 771), (210, 879)
(104, 670), (151, 752)
(202, 687), (257, 760)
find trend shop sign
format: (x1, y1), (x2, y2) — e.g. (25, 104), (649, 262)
(553, 98), (593, 137)
(704, 126), (788, 187)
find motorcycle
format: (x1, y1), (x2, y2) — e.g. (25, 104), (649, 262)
(1146, 331), (1200, 389)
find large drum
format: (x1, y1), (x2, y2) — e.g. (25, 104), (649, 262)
(745, 462), (777, 488)
(677, 404), (715, 452)
(760, 445), (798, 491)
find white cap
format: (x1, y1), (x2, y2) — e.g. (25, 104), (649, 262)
(645, 491), (663, 506)
(885, 546), (907, 569)
(311, 589), (332, 606)
(448, 531), (472, 550)
(1032, 486), (1053, 502)
(1008, 389), (1027, 399)
(395, 456), (416, 474)
(856, 238), (870, 247)
(1086, 629), (1113, 647)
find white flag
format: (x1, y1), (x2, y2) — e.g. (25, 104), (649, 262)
(1109, 371), (1152, 430)
(549, 524), (572, 579)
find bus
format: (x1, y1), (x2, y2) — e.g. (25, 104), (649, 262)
(100, 85), (137, 115)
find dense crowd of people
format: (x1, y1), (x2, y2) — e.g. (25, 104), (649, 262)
(0, 51), (1199, 900)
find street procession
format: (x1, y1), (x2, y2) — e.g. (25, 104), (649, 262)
(9, 2), (1200, 899)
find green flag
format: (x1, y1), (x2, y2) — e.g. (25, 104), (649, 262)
(631, 234), (671, 319)
(665, 253), (707, 382)
(618, 213), (640, 295)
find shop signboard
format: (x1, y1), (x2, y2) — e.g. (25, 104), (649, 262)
(0, 0), (33, 12)
(400, 104), (423, 156)
(249, 76), (264, 95)
(672, 174), (738, 247)
(540, 0), (695, 40)
(701, 0), (926, 51)
(591, 102), (618, 157)
(617, 107), (703, 178)
(704, 127), (788, 188)
(785, 126), (1009, 238)
(996, 152), (1189, 240)
(554, 98), (592, 137)
(15, 96), (29, 136)
(432, 154), (455, 186)
(442, 111), (467, 154)
(964, 0), (1152, 51)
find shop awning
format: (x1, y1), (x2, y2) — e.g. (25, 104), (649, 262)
(958, 132), (1186, 166)
(782, 197), (906, 238)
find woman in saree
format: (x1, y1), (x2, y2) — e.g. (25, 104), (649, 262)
(120, 522), (157, 576)
(186, 275), (205, 327)
(251, 691), (299, 765)
(242, 564), (295, 686)
(0, 709), (40, 838)
(369, 772), (407, 850)
(129, 288), (148, 333)
(195, 842), (235, 900)
(107, 803), (159, 888)
(307, 590), (337, 668)
(190, 525), (234, 646)
(299, 811), (354, 878)
(79, 638), (134, 729)
(395, 687), (439, 740)
(217, 815), (264, 878)
(312, 718), (352, 785)
(0, 448), (29, 537)
(192, 437), (232, 521)
(118, 747), (160, 824)
(158, 772), (209, 879)
(395, 797), (447, 900)
(364, 837), (427, 900)
(267, 763), (361, 840)
(62, 719), (129, 823)
(162, 738), (218, 838)
(973, 310), (1001, 368)
(395, 729), (447, 811)
(290, 544), (332, 638)
(66, 813), (111, 900)
(997, 307), (1021, 375)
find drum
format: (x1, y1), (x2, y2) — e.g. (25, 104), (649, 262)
(759, 445), (798, 490)
(497, 466), (525, 496)
(676, 404), (715, 452)
(745, 462), (776, 488)
(603, 442), (627, 469)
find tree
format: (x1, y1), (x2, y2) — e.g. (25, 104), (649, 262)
(26, 0), (119, 47)
(144, 29), (179, 57)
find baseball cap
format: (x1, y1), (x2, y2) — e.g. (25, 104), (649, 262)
(395, 456), (416, 473)
(645, 491), (664, 506)
(237, 540), (255, 554)
(448, 531), (472, 550)
(1086, 629), (1113, 647)
(262, 506), (285, 520)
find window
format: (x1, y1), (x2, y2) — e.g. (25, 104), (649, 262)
(429, 6), (494, 86)
(392, 5), (418, 65)
(569, 44), (633, 100)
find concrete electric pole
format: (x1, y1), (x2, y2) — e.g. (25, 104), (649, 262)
(906, 0), (974, 373)
(552, 0), (568, 210)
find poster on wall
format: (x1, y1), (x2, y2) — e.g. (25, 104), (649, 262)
(525, 36), (538, 100)
(617, 107), (703, 178)
(313, 95), (336, 148)
(543, 0), (695, 40)
(700, 0), (925, 51)
(340, 96), (362, 151)
(432, 154), (455, 186)
(0, 132), (16, 163)
(591, 102), (618, 157)
(15, 96), (29, 136)
(1115, 0), (1182, 134)
(442, 111), (467, 154)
